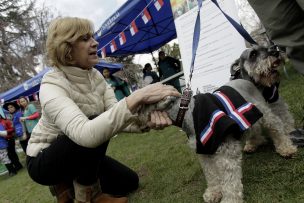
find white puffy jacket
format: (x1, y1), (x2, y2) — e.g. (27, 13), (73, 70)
(27, 65), (140, 157)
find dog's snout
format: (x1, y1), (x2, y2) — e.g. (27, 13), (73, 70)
(269, 50), (280, 57)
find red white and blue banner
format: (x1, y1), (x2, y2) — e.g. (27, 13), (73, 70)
(101, 47), (106, 58)
(130, 20), (138, 36)
(119, 31), (126, 45)
(141, 8), (151, 24)
(110, 40), (117, 53)
(154, 0), (164, 11)
(96, 0), (173, 58)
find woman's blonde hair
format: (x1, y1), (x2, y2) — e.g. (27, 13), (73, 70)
(46, 17), (94, 67)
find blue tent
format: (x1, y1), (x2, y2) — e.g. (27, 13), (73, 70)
(94, 0), (176, 57)
(0, 68), (50, 102)
(0, 60), (123, 102)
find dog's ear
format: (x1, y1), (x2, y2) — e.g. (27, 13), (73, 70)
(230, 59), (241, 80)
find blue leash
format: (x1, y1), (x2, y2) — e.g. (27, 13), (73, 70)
(177, 0), (257, 126)
(211, 0), (257, 45)
(188, 0), (257, 87)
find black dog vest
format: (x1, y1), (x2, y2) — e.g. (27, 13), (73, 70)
(193, 86), (263, 154)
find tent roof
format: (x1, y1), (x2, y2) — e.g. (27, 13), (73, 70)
(0, 68), (50, 102)
(94, 0), (176, 57)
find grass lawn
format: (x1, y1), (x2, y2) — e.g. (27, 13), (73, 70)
(0, 65), (303, 203)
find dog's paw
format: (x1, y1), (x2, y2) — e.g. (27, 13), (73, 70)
(155, 96), (177, 111)
(243, 144), (257, 153)
(276, 145), (297, 158)
(203, 187), (222, 203)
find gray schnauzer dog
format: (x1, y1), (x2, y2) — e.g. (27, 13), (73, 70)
(140, 45), (297, 203)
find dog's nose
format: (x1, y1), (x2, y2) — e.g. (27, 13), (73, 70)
(268, 45), (280, 57)
(269, 50), (280, 57)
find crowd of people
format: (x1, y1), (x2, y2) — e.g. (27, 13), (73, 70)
(0, 97), (40, 177)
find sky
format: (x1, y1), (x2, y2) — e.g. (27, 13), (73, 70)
(36, 0), (127, 30)
(35, 0), (159, 67)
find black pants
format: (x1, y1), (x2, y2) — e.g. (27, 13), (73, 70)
(26, 135), (139, 196)
(19, 131), (30, 153)
(7, 138), (23, 170)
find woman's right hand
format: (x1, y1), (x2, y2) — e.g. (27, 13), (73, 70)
(126, 83), (181, 113)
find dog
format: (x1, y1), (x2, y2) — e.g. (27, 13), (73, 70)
(140, 45), (297, 203)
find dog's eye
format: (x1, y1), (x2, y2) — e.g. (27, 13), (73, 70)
(249, 50), (257, 59)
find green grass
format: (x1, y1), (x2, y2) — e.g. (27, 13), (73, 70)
(0, 65), (303, 203)
(0, 163), (7, 174)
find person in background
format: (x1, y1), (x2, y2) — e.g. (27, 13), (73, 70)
(19, 96), (40, 153)
(102, 68), (131, 101)
(158, 51), (182, 93)
(26, 17), (180, 203)
(3, 102), (24, 170)
(143, 63), (160, 85)
(0, 107), (17, 176)
(247, 0), (304, 75)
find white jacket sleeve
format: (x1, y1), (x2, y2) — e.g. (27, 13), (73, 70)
(40, 83), (138, 148)
(0, 130), (7, 137)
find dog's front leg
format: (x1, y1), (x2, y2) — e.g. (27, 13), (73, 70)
(257, 103), (297, 157)
(215, 136), (243, 203)
(198, 154), (223, 203)
(269, 98), (295, 134)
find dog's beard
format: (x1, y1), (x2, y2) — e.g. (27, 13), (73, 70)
(247, 57), (281, 87)
(259, 74), (280, 87)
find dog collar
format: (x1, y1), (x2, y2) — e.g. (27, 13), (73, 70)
(174, 87), (193, 128)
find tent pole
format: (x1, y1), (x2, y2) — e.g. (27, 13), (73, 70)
(150, 51), (158, 70)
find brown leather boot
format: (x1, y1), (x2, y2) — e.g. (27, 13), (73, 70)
(49, 182), (74, 203)
(73, 180), (101, 203)
(73, 180), (128, 203)
(92, 193), (128, 203)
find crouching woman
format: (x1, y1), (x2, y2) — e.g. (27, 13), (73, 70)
(26, 17), (180, 203)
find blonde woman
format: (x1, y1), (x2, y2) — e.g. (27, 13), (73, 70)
(26, 17), (180, 203)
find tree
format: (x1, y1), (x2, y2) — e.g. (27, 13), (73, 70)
(159, 42), (181, 60)
(0, 0), (53, 93)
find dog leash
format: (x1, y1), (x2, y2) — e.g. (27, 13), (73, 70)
(174, 0), (257, 127)
(211, 0), (257, 45)
(174, 0), (204, 127)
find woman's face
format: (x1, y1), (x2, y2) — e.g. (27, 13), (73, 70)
(102, 69), (110, 78)
(19, 98), (28, 108)
(70, 33), (99, 69)
(7, 105), (16, 113)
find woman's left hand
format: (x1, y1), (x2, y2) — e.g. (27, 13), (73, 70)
(147, 111), (172, 130)
(20, 117), (27, 122)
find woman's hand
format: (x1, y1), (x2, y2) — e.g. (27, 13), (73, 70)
(20, 117), (27, 122)
(126, 83), (181, 113)
(136, 83), (180, 104)
(147, 111), (172, 130)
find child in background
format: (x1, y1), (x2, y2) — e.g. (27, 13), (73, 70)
(3, 102), (25, 170)
(0, 107), (17, 176)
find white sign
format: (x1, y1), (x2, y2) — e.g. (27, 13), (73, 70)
(173, 0), (246, 93)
